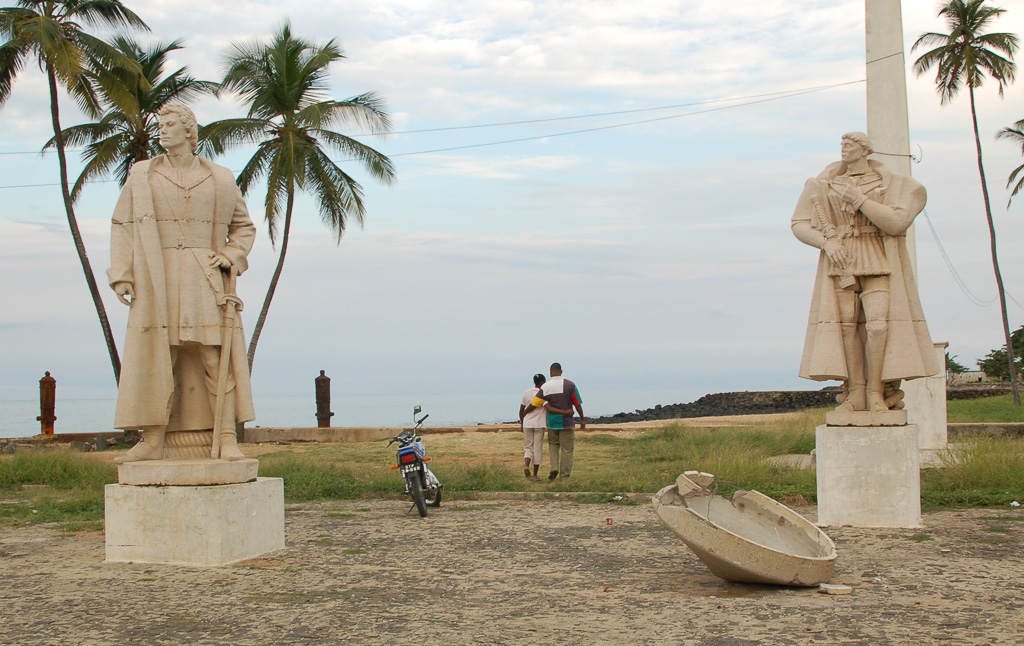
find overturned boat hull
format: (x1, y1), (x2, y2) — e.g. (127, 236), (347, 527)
(652, 472), (837, 586)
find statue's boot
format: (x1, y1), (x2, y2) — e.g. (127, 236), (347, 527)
(218, 428), (246, 461)
(837, 320), (867, 411)
(114, 428), (165, 464)
(208, 385), (245, 461)
(862, 294), (889, 413)
(836, 381), (866, 413)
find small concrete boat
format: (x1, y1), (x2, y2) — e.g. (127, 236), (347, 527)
(652, 471), (837, 586)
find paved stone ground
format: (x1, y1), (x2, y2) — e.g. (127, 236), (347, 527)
(1, 500), (1022, 645)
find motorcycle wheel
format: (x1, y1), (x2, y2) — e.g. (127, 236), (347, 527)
(406, 472), (428, 517)
(424, 483), (442, 508)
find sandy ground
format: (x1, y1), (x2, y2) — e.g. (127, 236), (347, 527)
(2, 497), (1023, 645)
(2, 416), (1022, 645)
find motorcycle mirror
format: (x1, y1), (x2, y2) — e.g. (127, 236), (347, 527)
(414, 405), (422, 415)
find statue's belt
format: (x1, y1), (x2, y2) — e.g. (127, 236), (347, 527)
(160, 237), (211, 249)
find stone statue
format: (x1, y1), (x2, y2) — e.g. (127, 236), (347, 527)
(108, 104), (257, 463)
(792, 132), (938, 413)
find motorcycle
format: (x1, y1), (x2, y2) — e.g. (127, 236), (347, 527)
(387, 405), (442, 517)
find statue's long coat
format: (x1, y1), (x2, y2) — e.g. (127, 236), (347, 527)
(792, 159), (939, 383)
(107, 156), (257, 430)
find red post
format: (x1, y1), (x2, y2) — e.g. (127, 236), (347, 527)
(315, 370), (334, 428)
(37, 371), (56, 436)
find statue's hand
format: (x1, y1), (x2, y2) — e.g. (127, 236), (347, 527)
(113, 282), (134, 306)
(823, 239), (847, 270)
(210, 253), (232, 270)
(830, 181), (866, 207)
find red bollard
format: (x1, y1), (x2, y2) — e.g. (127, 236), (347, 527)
(37, 371), (56, 436)
(315, 370), (334, 428)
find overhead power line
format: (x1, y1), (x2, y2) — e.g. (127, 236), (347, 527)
(920, 209), (1023, 312)
(0, 79), (864, 190)
(0, 80), (865, 158)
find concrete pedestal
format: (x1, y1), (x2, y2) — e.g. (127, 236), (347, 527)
(816, 424), (921, 528)
(105, 477), (285, 566)
(905, 342), (949, 450)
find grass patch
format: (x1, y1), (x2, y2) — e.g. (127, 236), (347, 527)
(921, 438), (1024, 509)
(947, 395), (1024, 423)
(907, 534), (933, 542)
(0, 450), (116, 488)
(2, 402), (1022, 529)
(983, 525), (1013, 533)
(0, 451), (113, 528)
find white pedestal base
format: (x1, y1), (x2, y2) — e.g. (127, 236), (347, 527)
(105, 477), (285, 566)
(815, 424), (921, 528)
(905, 342), (949, 451)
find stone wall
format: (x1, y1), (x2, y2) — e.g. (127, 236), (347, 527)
(590, 384), (1014, 424)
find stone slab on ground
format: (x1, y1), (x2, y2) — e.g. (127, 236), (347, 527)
(104, 477), (284, 566)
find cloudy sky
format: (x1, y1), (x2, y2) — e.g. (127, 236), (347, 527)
(1, 0), (1023, 416)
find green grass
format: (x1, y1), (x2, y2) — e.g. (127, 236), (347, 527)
(947, 395), (1024, 423)
(921, 437), (1024, 509)
(0, 451), (116, 530)
(2, 402), (1023, 528)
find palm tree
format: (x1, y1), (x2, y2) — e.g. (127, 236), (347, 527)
(0, 0), (149, 383)
(996, 118), (1024, 205)
(912, 0), (1020, 406)
(43, 36), (216, 203)
(202, 22), (396, 371)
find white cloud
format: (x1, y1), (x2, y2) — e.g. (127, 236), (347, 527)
(3, 0), (1024, 420)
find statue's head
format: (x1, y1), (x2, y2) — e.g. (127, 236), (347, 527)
(158, 104), (199, 153)
(840, 132), (873, 161)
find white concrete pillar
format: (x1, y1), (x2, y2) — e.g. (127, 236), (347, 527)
(905, 342), (950, 450)
(865, 0), (946, 448)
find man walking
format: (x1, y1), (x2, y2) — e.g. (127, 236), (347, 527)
(529, 363), (585, 480)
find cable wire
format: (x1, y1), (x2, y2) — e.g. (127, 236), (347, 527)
(0, 79), (865, 189)
(920, 209), (1023, 312)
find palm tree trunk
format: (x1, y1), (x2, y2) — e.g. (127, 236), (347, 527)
(46, 65), (122, 384)
(246, 190), (294, 372)
(969, 87), (1020, 405)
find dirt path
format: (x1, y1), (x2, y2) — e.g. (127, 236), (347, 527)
(2, 498), (1022, 645)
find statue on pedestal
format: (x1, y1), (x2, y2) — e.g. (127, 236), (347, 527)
(792, 132), (938, 414)
(108, 104), (257, 464)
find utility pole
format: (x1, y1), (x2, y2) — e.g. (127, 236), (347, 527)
(865, 0), (947, 448)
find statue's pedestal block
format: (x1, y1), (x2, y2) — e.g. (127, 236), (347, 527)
(117, 458), (259, 485)
(816, 424), (920, 528)
(104, 477), (285, 566)
(825, 409), (906, 426)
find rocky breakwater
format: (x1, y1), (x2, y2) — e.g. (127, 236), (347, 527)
(591, 383), (1015, 424)
(591, 390), (841, 424)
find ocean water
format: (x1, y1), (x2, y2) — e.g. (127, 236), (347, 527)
(0, 388), (699, 439)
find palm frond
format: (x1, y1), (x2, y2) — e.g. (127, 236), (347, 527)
(0, 39), (28, 104)
(305, 147), (364, 242)
(70, 130), (131, 200)
(316, 128), (397, 184)
(73, 0), (149, 32)
(199, 117), (270, 156)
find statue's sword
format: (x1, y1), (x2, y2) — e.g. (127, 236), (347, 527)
(212, 266), (242, 459)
